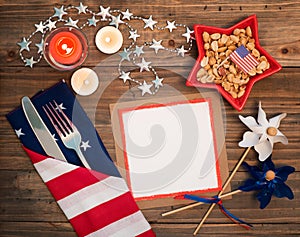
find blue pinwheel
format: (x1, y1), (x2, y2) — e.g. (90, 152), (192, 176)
(239, 156), (295, 209)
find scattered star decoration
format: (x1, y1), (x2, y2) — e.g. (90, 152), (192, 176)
(80, 140), (91, 151)
(15, 128), (25, 138)
(17, 3), (195, 97)
(239, 102), (288, 161)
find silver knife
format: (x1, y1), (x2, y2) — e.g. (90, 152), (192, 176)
(21, 96), (67, 162)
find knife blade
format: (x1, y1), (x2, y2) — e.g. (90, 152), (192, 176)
(21, 96), (67, 162)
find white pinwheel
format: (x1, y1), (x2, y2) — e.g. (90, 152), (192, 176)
(239, 102), (288, 161)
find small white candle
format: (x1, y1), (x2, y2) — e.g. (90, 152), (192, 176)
(95, 26), (123, 54)
(71, 68), (99, 96)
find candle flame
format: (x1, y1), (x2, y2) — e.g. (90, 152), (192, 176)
(105, 37), (111, 43)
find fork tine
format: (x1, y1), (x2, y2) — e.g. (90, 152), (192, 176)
(43, 104), (65, 137)
(53, 100), (76, 131)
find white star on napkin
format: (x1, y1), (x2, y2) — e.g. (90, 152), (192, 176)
(15, 128), (25, 138)
(81, 140), (91, 151)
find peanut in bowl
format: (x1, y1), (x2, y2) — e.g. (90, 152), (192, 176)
(186, 15), (282, 111)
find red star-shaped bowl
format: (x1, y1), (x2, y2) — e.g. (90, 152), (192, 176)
(186, 15), (282, 111)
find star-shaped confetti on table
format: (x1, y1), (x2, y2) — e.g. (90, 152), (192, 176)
(47, 19), (57, 31)
(129, 30), (140, 42)
(138, 81), (153, 96)
(35, 21), (45, 33)
(53, 6), (67, 20)
(182, 27), (194, 43)
(121, 9), (132, 20)
(134, 45), (144, 57)
(119, 48), (132, 62)
(166, 20), (177, 32)
(88, 16), (99, 27)
(186, 15), (282, 111)
(65, 17), (79, 28)
(35, 39), (44, 54)
(177, 45), (188, 57)
(143, 15), (157, 30)
(152, 76), (164, 88)
(97, 6), (111, 20)
(136, 58), (151, 72)
(17, 37), (31, 52)
(149, 39), (164, 54)
(109, 15), (124, 28)
(76, 2), (88, 14)
(119, 71), (131, 83)
(25, 57), (37, 68)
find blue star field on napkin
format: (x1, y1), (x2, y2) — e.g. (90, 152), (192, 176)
(6, 80), (120, 177)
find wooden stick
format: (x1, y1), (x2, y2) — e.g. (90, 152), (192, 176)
(161, 189), (242, 217)
(193, 146), (251, 235)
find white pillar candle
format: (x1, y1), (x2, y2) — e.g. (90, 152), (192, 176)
(95, 26), (123, 54)
(71, 68), (99, 96)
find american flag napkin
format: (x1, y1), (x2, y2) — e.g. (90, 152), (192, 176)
(6, 81), (155, 237)
(229, 45), (259, 74)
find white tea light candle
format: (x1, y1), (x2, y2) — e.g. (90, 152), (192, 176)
(95, 26), (123, 54)
(71, 68), (99, 96)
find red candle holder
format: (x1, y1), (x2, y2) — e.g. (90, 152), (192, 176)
(44, 27), (88, 71)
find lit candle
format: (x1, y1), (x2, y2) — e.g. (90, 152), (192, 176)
(95, 26), (123, 54)
(44, 27), (88, 70)
(71, 68), (99, 96)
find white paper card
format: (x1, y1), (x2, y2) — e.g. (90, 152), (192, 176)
(120, 100), (221, 199)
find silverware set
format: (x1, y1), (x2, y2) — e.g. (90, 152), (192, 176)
(22, 96), (91, 168)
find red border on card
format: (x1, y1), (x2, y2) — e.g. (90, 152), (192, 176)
(118, 98), (222, 201)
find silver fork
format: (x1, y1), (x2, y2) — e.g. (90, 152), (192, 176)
(43, 100), (91, 169)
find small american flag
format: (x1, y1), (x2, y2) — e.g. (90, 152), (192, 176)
(229, 45), (259, 74)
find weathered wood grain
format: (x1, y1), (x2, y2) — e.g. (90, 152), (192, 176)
(0, 0), (299, 236)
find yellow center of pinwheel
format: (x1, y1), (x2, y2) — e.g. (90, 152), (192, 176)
(267, 127), (277, 136)
(265, 170), (276, 181)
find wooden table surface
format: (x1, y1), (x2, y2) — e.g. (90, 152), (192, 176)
(0, 1), (299, 236)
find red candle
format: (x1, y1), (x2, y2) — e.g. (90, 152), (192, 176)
(44, 27), (88, 70)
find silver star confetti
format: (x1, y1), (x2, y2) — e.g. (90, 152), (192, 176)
(182, 27), (194, 43)
(121, 9), (133, 20)
(76, 2), (88, 14)
(88, 16), (99, 26)
(134, 45), (144, 57)
(136, 58), (151, 72)
(119, 48), (132, 62)
(97, 6), (111, 20)
(47, 19), (57, 31)
(149, 39), (164, 54)
(177, 45), (188, 57)
(165, 20), (177, 32)
(143, 15), (157, 30)
(109, 15), (124, 28)
(55, 103), (66, 110)
(152, 76), (164, 88)
(35, 39), (44, 54)
(138, 81), (153, 96)
(17, 37), (31, 52)
(119, 71), (131, 83)
(35, 21), (45, 33)
(65, 17), (79, 28)
(53, 6), (67, 20)
(25, 57), (37, 68)
(129, 30), (140, 42)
